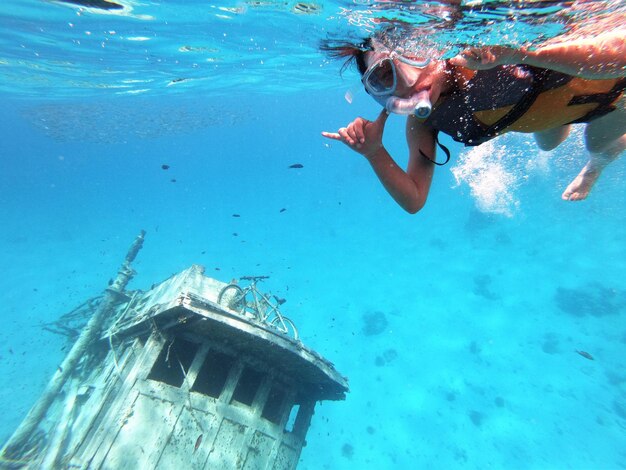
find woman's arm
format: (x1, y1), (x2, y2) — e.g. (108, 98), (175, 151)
(451, 30), (626, 79)
(523, 31), (626, 78)
(389, 116), (435, 213)
(322, 111), (435, 213)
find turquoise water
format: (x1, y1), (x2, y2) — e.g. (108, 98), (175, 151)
(1, 0), (626, 468)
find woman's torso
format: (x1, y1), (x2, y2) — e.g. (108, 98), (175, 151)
(425, 64), (626, 146)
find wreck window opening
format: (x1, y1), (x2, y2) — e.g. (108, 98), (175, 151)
(191, 349), (236, 398)
(231, 367), (264, 406)
(284, 404), (300, 433)
(147, 338), (199, 388)
(138, 333), (149, 346)
(261, 386), (286, 425)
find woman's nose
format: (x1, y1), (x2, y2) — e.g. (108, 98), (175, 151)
(395, 63), (419, 90)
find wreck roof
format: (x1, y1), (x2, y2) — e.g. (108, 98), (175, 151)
(103, 265), (348, 401)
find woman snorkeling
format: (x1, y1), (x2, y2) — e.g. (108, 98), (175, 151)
(321, 22), (626, 213)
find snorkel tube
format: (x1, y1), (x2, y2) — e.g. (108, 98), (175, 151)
(376, 90), (432, 119)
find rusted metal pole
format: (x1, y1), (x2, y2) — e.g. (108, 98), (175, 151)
(1, 230), (146, 460)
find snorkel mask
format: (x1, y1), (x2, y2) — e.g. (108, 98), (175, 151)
(362, 51), (433, 118)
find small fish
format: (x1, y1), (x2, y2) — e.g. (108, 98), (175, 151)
(194, 434), (203, 452)
(575, 350), (594, 360)
(288, 163), (303, 169)
(279, 208), (286, 213)
(232, 214), (241, 218)
(161, 164), (170, 170)
(170, 179), (177, 183)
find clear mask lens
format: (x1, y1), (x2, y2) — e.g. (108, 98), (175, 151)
(362, 52), (431, 97)
(362, 58), (396, 96)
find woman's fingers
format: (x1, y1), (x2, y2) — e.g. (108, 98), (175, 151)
(348, 113), (387, 144)
(322, 111), (387, 151)
(321, 131), (342, 140)
(322, 128), (355, 145)
(322, 124), (363, 147)
(375, 108), (389, 123)
(338, 127), (354, 145)
(450, 46), (519, 69)
(449, 48), (482, 68)
(353, 120), (366, 144)
(450, 47), (495, 69)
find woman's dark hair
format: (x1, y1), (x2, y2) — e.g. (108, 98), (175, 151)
(319, 37), (373, 76)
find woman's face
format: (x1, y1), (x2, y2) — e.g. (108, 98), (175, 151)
(363, 49), (447, 103)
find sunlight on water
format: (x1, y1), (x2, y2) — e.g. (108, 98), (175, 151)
(1, 0), (623, 98)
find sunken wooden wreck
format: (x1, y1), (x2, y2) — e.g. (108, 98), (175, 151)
(0, 232), (348, 469)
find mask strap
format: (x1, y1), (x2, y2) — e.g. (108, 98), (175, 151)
(419, 132), (451, 166)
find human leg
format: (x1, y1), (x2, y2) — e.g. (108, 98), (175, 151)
(562, 97), (626, 201)
(534, 125), (571, 151)
(562, 135), (626, 200)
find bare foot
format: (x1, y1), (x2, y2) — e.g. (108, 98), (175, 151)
(562, 165), (600, 201)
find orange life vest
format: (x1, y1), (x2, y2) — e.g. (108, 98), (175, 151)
(425, 64), (626, 146)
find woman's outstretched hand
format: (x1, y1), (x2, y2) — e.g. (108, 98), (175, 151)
(450, 45), (525, 70)
(322, 109), (389, 160)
